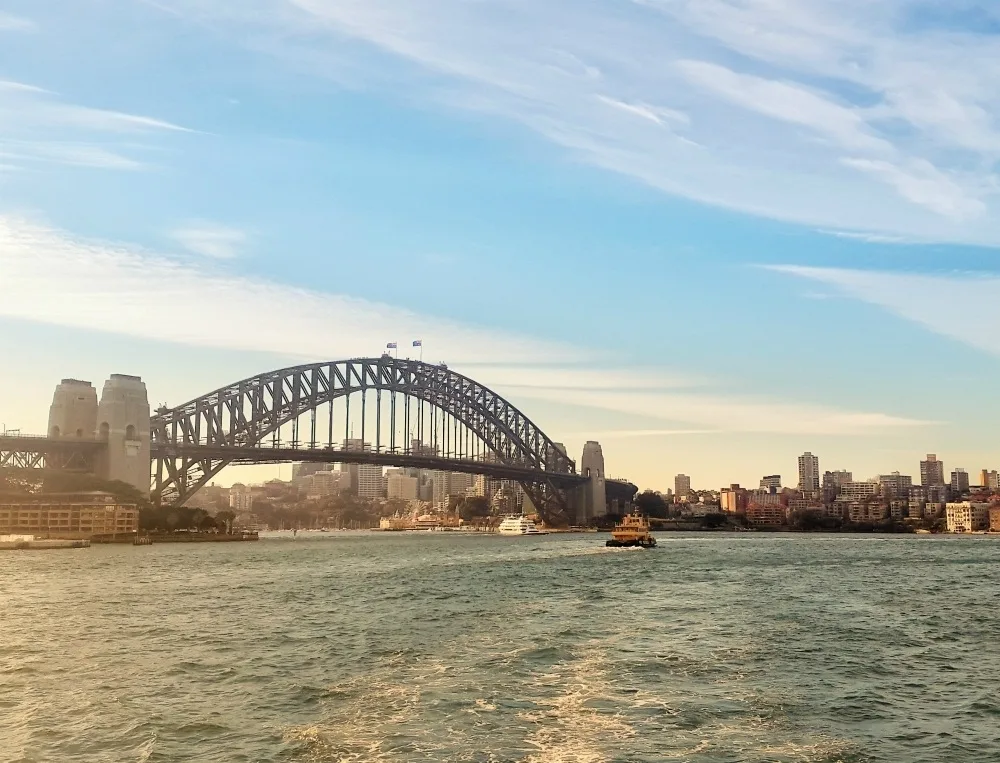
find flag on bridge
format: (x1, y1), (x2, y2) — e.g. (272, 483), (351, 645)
(412, 340), (422, 347)
(386, 342), (397, 349)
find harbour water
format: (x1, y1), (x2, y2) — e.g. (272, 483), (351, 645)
(2, 532), (999, 762)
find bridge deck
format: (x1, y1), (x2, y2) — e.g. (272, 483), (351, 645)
(151, 443), (588, 486)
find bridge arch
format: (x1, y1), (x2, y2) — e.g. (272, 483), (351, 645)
(150, 357), (584, 524)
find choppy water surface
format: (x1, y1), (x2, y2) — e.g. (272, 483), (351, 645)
(3, 532), (1000, 762)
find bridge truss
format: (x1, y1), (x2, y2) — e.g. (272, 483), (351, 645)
(151, 358), (586, 524)
(0, 435), (103, 472)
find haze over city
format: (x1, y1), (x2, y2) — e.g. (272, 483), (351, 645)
(3, 1), (1000, 491)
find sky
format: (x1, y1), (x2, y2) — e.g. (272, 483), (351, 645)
(1, 0), (999, 492)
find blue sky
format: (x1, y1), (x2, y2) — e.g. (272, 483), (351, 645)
(2, 0), (999, 491)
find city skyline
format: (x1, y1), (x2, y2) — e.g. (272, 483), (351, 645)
(3, 2), (1000, 491)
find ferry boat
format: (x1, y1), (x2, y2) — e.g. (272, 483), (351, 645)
(497, 515), (544, 535)
(606, 513), (656, 548)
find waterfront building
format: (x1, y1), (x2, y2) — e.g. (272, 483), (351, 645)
(908, 499), (926, 519)
(746, 503), (786, 526)
(0, 492), (138, 539)
(946, 502), (990, 533)
(798, 453), (820, 493)
(921, 454), (945, 486)
(674, 474), (691, 498)
(759, 475), (782, 492)
(847, 502), (888, 523)
(950, 469), (970, 494)
(748, 488), (785, 507)
(924, 502), (945, 519)
(989, 507), (1000, 532)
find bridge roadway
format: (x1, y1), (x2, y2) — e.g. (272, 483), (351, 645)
(150, 442), (589, 488)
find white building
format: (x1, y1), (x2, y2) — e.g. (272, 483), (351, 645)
(798, 452), (820, 493)
(357, 464), (385, 499)
(946, 502), (990, 533)
(229, 483), (254, 512)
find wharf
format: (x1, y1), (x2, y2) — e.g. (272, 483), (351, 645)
(0, 538), (90, 551)
(146, 532), (259, 543)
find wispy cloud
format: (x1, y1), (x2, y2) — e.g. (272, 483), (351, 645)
(0, 216), (927, 435)
(0, 12), (35, 32)
(0, 77), (190, 172)
(170, 221), (248, 259)
(152, 0), (1000, 245)
(765, 264), (1000, 357)
(0, 141), (146, 171)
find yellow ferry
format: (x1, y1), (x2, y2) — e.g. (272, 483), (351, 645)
(606, 513), (657, 548)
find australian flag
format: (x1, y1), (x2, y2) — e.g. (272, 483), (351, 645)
(412, 340), (422, 347)
(386, 342), (397, 349)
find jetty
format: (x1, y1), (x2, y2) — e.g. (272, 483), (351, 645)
(0, 534), (90, 551)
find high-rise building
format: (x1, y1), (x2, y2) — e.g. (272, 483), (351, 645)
(986, 471), (1000, 490)
(357, 463), (385, 499)
(920, 454), (945, 486)
(674, 474), (691, 498)
(293, 462), (335, 480)
(878, 472), (913, 498)
(387, 474), (419, 500)
(307, 470), (347, 497)
(760, 475), (781, 492)
(229, 483), (254, 511)
(797, 453), (820, 492)
(339, 439), (368, 495)
(950, 469), (970, 494)
(823, 470), (853, 491)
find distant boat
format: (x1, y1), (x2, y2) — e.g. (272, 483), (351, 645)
(606, 513), (656, 548)
(498, 515), (546, 536)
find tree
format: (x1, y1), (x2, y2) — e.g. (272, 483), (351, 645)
(634, 490), (668, 519)
(459, 495), (491, 522)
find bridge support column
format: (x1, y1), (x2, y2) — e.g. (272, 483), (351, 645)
(96, 375), (150, 497)
(576, 441), (607, 525)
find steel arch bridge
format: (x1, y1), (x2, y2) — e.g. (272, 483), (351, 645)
(150, 357), (588, 525)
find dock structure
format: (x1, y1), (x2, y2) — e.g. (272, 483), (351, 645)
(0, 534), (90, 550)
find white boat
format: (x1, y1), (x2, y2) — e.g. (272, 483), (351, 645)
(497, 515), (545, 535)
